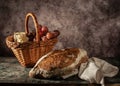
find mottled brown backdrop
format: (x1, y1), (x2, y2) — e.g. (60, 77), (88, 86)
(1, 0), (120, 57)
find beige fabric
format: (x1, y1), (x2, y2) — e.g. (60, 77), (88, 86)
(90, 57), (119, 77)
(78, 57), (119, 86)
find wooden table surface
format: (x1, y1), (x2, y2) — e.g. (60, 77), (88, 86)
(0, 57), (120, 85)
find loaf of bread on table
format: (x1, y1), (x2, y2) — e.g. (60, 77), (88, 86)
(29, 48), (88, 79)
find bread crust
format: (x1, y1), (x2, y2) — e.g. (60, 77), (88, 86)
(38, 48), (79, 71)
(29, 48), (88, 78)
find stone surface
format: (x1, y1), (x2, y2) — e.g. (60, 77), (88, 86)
(0, 57), (119, 84)
(1, 0), (120, 57)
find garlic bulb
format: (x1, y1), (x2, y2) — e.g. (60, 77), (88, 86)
(14, 32), (29, 43)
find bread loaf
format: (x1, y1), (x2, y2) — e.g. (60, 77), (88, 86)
(29, 48), (88, 79)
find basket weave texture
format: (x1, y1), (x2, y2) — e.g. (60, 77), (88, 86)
(6, 13), (58, 67)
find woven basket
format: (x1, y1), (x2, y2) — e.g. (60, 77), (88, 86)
(6, 13), (58, 67)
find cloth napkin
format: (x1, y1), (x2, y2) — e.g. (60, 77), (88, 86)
(78, 57), (119, 86)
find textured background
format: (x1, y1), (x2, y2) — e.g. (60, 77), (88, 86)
(1, 0), (120, 57)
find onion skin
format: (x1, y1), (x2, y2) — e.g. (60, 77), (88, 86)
(46, 32), (55, 39)
(37, 25), (60, 41)
(53, 30), (60, 37)
(41, 26), (48, 35)
(41, 36), (48, 42)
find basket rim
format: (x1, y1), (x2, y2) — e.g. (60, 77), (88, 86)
(6, 35), (58, 49)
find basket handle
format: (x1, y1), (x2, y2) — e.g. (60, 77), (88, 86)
(25, 13), (40, 42)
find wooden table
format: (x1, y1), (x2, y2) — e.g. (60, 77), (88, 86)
(0, 57), (120, 86)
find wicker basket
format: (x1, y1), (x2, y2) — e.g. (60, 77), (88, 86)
(6, 13), (58, 67)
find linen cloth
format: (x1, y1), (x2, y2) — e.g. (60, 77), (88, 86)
(78, 57), (119, 86)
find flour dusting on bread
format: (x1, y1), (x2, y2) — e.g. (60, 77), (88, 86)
(29, 48), (88, 78)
